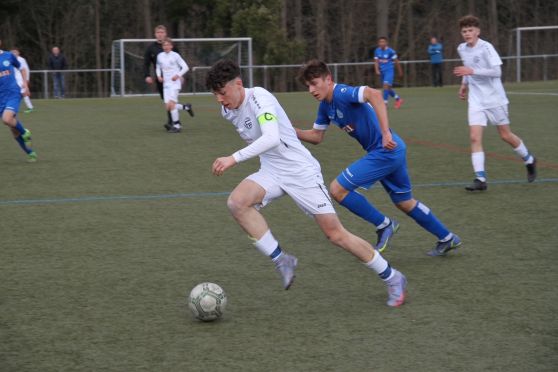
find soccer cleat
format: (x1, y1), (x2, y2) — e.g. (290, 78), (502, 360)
(27, 151), (37, 162)
(526, 157), (537, 183)
(21, 129), (32, 144)
(274, 253), (298, 290)
(427, 234), (462, 257)
(386, 270), (407, 307)
(167, 124), (182, 133)
(394, 98), (404, 109)
(163, 123), (173, 131)
(465, 178), (487, 191)
(24, 108), (34, 114)
(184, 103), (195, 117)
(375, 219), (400, 253)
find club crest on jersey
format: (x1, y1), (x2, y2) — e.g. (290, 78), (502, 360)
(244, 118), (253, 129)
(340, 87), (347, 93)
(2, 60), (10, 67)
(336, 109), (344, 119)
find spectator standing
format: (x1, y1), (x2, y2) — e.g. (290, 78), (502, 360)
(428, 37), (444, 87)
(48, 46), (67, 98)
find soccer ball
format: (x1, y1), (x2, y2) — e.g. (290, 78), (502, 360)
(188, 282), (227, 321)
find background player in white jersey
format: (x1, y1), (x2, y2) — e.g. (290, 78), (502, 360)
(206, 59), (407, 307)
(10, 48), (34, 113)
(454, 15), (536, 191)
(156, 38), (193, 133)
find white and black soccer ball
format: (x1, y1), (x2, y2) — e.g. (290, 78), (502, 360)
(188, 282), (227, 321)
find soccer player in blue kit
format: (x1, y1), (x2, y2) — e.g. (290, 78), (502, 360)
(296, 60), (460, 256)
(0, 41), (36, 161)
(374, 37), (404, 109)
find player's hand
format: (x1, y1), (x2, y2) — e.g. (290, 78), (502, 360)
(382, 131), (397, 150)
(212, 156), (237, 176)
(145, 76), (154, 84)
(157, 76), (163, 83)
(453, 66), (474, 76)
(171, 75), (179, 81)
(458, 85), (468, 100)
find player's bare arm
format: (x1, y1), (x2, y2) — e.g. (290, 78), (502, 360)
(363, 87), (397, 150)
(395, 59), (403, 77)
(295, 127), (325, 145)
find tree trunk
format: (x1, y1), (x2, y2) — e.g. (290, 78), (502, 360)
(376, 0), (389, 38)
(143, 0), (152, 38)
(95, 0), (103, 96)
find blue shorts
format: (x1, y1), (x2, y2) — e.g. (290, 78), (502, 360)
(0, 93), (21, 115)
(336, 148), (413, 204)
(381, 70), (394, 86)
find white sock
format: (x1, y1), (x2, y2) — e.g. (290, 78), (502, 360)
(170, 109), (179, 122)
(253, 230), (279, 257)
(513, 141), (533, 164)
(176, 103), (184, 110)
(24, 96), (33, 109)
(365, 252), (394, 281)
(471, 152), (486, 181)
(376, 217), (391, 230)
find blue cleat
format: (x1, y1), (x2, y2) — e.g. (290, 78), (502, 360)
(386, 270), (407, 307)
(376, 219), (400, 252)
(274, 253), (298, 290)
(427, 234), (462, 257)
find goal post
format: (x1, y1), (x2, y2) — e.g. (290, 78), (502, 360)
(111, 37), (253, 96)
(513, 26), (558, 82)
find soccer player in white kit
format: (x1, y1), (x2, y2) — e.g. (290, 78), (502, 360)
(206, 59), (407, 307)
(10, 48), (34, 113)
(156, 38), (192, 133)
(454, 15), (537, 191)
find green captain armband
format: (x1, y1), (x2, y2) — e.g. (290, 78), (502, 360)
(257, 112), (278, 125)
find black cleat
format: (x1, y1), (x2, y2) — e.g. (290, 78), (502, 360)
(526, 157), (537, 183)
(167, 125), (182, 133)
(465, 178), (487, 191)
(184, 103), (195, 117)
(164, 123), (173, 130)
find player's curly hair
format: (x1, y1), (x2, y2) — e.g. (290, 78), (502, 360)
(206, 59), (241, 91)
(298, 59), (331, 85)
(459, 15), (480, 29)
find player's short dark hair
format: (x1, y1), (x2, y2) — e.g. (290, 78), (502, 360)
(459, 15), (480, 29)
(297, 59), (331, 85)
(378, 36), (388, 41)
(206, 59), (241, 91)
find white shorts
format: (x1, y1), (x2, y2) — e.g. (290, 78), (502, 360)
(163, 87), (180, 104)
(468, 105), (510, 126)
(246, 169), (336, 216)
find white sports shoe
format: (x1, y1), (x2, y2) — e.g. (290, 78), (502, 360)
(274, 254), (298, 290)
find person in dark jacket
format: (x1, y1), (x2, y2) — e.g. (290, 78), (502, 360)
(48, 46), (67, 98)
(144, 25), (193, 131)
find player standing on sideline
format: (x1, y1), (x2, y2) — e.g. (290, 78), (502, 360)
(207, 59), (407, 307)
(0, 41), (36, 162)
(296, 60), (461, 257)
(11, 48), (34, 113)
(454, 15), (537, 191)
(144, 25), (193, 132)
(374, 37), (404, 109)
(156, 38), (191, 133)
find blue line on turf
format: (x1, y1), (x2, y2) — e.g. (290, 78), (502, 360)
(1, 178), (557, 207)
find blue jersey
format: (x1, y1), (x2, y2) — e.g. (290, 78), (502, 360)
(314, 84), (405, 153)
(0, 50), (21, 96)
(374, 47), (398, 73)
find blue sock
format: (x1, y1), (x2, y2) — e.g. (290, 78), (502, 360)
(340, 191), (386, 227)
(383, 89), (389, 101)
(475, 171), (486, 180)
(407, 201), (450, 240)
(15, 121), (26, 136)
(15, 136), (32, 154)
(379, 265), (392, 280)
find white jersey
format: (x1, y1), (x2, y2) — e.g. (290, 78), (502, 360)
(457, 39), (508, 109)
(156, 51), (189, 89)
(222, 87), (322, 182)
(14, 56), (30, 88)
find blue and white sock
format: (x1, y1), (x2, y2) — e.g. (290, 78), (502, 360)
(365, 252), (394, 281)
(472, 152), (486, 181)
(513, 141), (534, 164)
(15, 136), (32, 154)
(407, 201), (451, 241)
(340, 191), (387, 227)
(254, 230), (283, 261)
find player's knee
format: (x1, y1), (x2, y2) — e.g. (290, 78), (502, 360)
(226, 194), (250, 216)
(329, 181), (348, 202)
(323, 226), (347, 247)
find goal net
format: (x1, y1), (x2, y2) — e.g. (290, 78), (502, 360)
(111, 37), (253, 96)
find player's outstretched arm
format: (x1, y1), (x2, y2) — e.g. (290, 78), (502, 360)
(363, 87), (397, 150)
(295, 127), (325, 145)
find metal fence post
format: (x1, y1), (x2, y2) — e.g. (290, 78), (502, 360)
(44, 71), (48, 99)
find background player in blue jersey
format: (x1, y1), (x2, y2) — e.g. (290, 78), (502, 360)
(296, 60), (460, 256)
(374, 37), (404, 109)
(0, 40), (36, 162)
